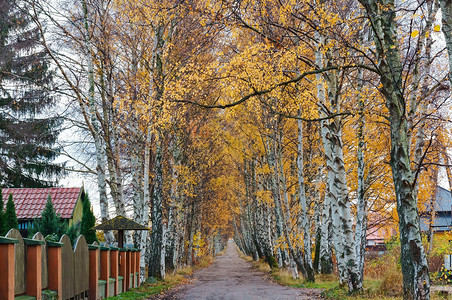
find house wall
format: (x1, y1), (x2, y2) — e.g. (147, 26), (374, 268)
(69, 197), (83, 227)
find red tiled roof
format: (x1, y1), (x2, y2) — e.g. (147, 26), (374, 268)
(2, 188), (82, 219)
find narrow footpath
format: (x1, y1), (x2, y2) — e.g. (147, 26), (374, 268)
(160, 241), (322, 300)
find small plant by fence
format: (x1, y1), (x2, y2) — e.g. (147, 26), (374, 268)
(0, 229), (141, 300)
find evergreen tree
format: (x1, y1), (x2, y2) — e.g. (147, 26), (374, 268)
(66, 223), (79, 244)
(80, 192), (97, 244)
(0, 0), (64, 187)
(4, 194), (18, 231)
(30, 194), (65, 239)
(0, 188), (5, 235)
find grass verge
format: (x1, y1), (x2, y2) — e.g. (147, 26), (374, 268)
(106, 256), (215, 300)
(105, 271), (188, 300)
(241, 255), (400, 299)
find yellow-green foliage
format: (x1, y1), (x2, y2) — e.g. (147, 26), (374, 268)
(430, 233), (452, 257)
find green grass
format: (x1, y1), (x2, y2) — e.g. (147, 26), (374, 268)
(106, 282), (172, 300)
(106, 255), (215, 299)
(105, 274), (185, 300)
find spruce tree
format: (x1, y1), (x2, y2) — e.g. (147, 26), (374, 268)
(30, 194), (65, 239)
(0, 188), (5, 235)
(4, 194), (18, 231)
(80, 193), (97, 244)
(0, 0), (64, 187)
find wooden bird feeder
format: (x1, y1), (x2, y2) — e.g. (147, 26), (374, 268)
(92, 215), (149, 247)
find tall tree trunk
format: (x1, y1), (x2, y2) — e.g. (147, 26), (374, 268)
(297, 116), (315, 282)
(359, 1), (430, 298)
(314, 29), (334, 276)
(278, 150), (300, 278)
(319, 191), (333, 274)
(427, 166), (439, 256)
(265, 134), (287, 268)
(148, 135), (164, 278)
(140, 128), (152, 282)
(327, 74), (361, 292)
(354, 70), (367, 284)
(440, 0), (452, 87)
(441, 146), (452, 191)
(187, 198), (195, 266)
(81, 0), (114, 243)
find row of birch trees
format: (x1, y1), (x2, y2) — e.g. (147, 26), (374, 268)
(24, 0), (452, 298)
(172, 1), (451, 299)
(27, 0), (232, 280)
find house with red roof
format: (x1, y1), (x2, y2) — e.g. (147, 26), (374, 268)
(2, 187), (85, 236)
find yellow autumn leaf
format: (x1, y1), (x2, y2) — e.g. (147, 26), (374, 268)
(411, 30), (419, 38)
(425, 31), (430, 38)
(434, 25), (441, 32)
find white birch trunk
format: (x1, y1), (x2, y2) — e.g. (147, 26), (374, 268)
(354, 67), (367, 283)
(297, 116), (315, 281)
(277, 137), (299, 278)
(314, 29), (334, 276)
(149, 134), (164, 277)
(440, 0), (452, 86)
(81, 0), (114, 244)
(359, 1), (431, 297)
(315, 25), (360, 290)
(319, 191), (333, 274)
(442, 148), (452, 191)
(160, 225), (167, 279)
(140, 128), (152, 282)
(427, 167), (439, 255)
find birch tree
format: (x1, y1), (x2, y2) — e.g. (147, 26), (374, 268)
(358, 0), (430, 297)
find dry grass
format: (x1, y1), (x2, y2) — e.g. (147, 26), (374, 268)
(196, 255), (213, 269)
(379, 269), (403, 296)
(174, 265), (193, 276)
(253, 259), (272, 273)
(272, 268), (304, 286)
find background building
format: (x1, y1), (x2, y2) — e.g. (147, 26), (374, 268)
(2, 187), (85, 236)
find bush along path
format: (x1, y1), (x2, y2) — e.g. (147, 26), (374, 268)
(157, 241), (323, 300)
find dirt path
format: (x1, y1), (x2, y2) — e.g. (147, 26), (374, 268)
(159, 241), (323, 299)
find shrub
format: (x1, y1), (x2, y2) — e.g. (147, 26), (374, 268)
(433, 267), (452, 285)
(266, 255), (278, 269)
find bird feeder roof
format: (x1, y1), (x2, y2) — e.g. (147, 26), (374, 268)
(92, 215), (148, 230)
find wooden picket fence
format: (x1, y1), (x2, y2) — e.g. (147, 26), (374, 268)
(0, 229), (141, 300)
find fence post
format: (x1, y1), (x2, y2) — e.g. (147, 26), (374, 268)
(100, 246), (110, 298)
(24, 238), (45, 300)
(130, 249), (136, 288)
(110, 247), (119, 296)
(136, 249), (141, 286)
(126, 249), (132, 291)
(47, 241), (64, 299)
(88, 244), (100, 300)
(119, 248), (127, 293)
(0, 236), (18, 300)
